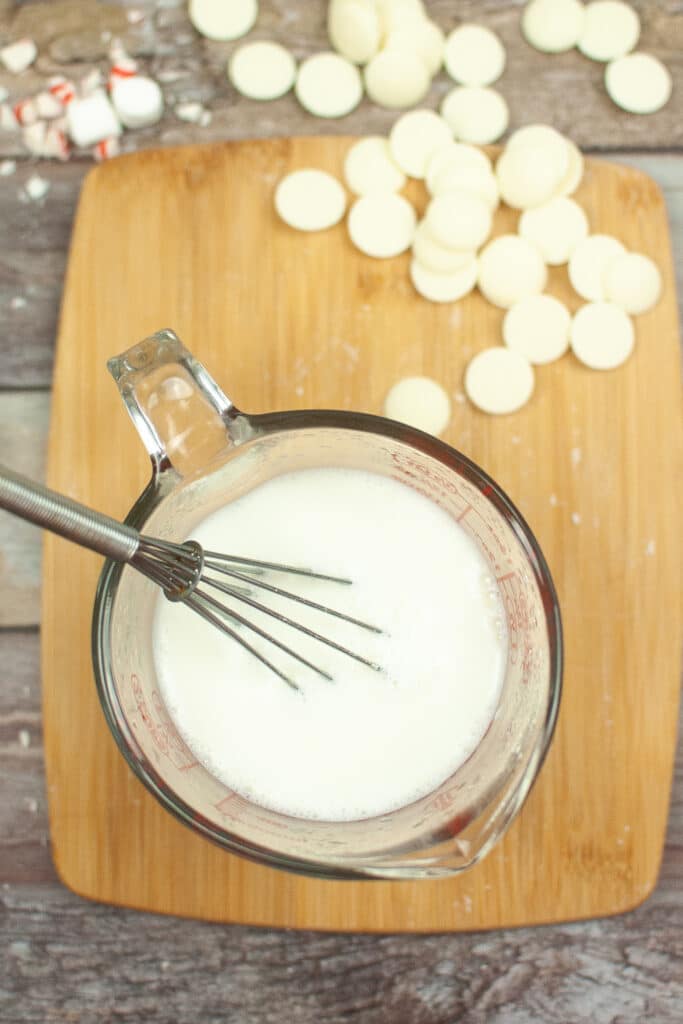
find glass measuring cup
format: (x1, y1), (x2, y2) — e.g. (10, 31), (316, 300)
(94, 329), (562, 880)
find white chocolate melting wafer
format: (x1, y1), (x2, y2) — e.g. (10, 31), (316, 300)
(344, 136), (406, 195)
(605, 53), (672, 114)
(522, 0), (586, 53)
(465, 348), (535, 414)
(328, 0), (381, 65)
(568, 234), (625, 301)
(425, 192), (492, 251)
(519, 197), (589, 265)
(603, 252), (662, 314)
(503, 294), (572, 364)
(412, 221), (476, 274)
(296, 52), (363, 118)
(364, 48), (430, 109)
(440, 86), (509, 144)
(389, 109), (452, 179)
(347, 192), (417, 258)
(275, 169), (347, 231)
(444, 24), (506, 86)
(410, 255), (479, 303)
(578, 1), (640, 62)
(478, 235), (547, 309)
(189, 0), (258, 41)
(229, 41), (296, 100)
(384, 375), (451, 436)
(570, 302), (635, 369)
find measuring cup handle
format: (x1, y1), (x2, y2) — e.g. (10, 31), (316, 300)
(108, 329), (245, 476)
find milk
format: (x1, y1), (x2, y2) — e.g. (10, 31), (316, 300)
(153, 467), (507, 821)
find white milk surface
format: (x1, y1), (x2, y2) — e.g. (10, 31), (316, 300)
(154, 467), (507, 821)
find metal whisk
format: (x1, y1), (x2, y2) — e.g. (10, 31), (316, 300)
(0, 464), (382, 691)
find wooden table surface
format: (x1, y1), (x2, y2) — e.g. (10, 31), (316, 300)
(0, 2), (681, 1021)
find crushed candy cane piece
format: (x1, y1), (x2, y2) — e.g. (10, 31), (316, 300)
(0, 38), (37, 74)
(24, 174), (50, 200)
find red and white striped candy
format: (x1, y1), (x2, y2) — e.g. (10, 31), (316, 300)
(48, 76), (76, 107)
(35, 91), (64, 119)
(13, 97), (38, 126)
(93, 136), (120, 162)
(0, 103), (19, 130)
(22, 120), (46, 155)
(44, 126), (70, 161)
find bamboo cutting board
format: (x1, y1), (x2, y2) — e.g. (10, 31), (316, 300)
(42, 139), (682, 931)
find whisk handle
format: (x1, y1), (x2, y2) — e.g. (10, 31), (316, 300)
(0, 463), (140, 562)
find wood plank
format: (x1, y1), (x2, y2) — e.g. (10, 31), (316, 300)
(0, 393), (49, 627)
(0, 631), (56, 883)
(41, 139), (682, 930)
(0, 0), (681, 164)
(0, 880), (681, 1023)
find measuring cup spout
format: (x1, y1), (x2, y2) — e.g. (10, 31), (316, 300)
(107, 329), (247, 476)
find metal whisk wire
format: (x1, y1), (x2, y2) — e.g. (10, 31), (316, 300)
(0, 464), (383, 691)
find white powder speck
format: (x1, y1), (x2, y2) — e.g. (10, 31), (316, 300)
(645, 539), (656, 556)
(453, 391), (466, 405)
(161, 960), (170, 971)
(26, 798), (38, 813)
(510, 434), (520, 445)
(10, 295), (27, 310)
(24, 175), (50, 201)
(463, 895), (473, 913)
(570, 446), (582, 467)
(0, 159), (16, 176)
(294, 385), (304, 397)
(571, 512), (581, 525)
(549, 493), (558, 507)
(18, 729), (31, 748)
(341, 341), (359, 363)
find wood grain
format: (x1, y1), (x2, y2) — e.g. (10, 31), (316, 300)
(41, 138), (682, 931)
(1, 880), (682, 1024)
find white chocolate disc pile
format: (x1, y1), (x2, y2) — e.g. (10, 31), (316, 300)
(327, 0), (382, 65)
(440, 86), (509, 144)
(228, 41), (296, 101)
(497, 125), (570, 209)
(577, 1), (640, 62)
(364, 48), (430, 108)
(384, 18), (445, 77)
(605, 53), (673, 115)
(383, 376), (452, 436)
(347, 192), (417, 258)
(426, 143), (492, 192)
(425, 192), (492, 251)
(295, 52), (363, 118)
(522, 0), (586, 53)
(275, 169), (347, 232)
(410, 255), (479, 303)
(444, 24), (506, 86)
(189, 0), (258, 41)
(465, 348), (535, 414)
(603, 252), (662, 314)
(272, 105), (664, 418)
(389, 109), (452, 179)
(568, 234), (626, 301)
(519, 197), (589, 265)
(478, 235), (547, 309)
(503, 294), (572, 364)
(412, 221), (475, 273)
(344, 136), (405, 195)
(570, 302), (635, 369)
